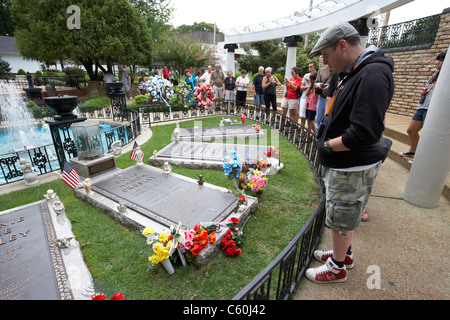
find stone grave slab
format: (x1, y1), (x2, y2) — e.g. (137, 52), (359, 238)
(149, 141), (270, 170)
(74, 165), (258, 267)
(177, 125), (263, 142)
(0, 200), (93, 300)
(90, 165), (238, 229)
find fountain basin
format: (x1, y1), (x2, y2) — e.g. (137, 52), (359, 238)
(44, 96), (79, 120)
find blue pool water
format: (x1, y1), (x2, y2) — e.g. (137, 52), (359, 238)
(0, 122), (119, 183)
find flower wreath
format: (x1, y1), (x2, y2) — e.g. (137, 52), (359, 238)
(194, 83), (214, 109)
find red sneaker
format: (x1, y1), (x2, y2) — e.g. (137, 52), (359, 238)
(306, 257), (347, 283)
(314, 249), (354, 269)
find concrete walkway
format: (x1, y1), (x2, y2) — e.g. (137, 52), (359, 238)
(293, 113), (450, 300)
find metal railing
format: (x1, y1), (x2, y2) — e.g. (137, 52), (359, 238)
(0, 75), (88, 91)
(368, 13), (441, 51)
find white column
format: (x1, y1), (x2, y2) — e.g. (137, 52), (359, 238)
(285, 46), (297, 80)
(403, 46), (450, 208)
(227, 51), (235, 74)
(283, 36), (302, 94)
(224, 44), (238, 74)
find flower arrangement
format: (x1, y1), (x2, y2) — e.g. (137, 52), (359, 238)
(173, 80), (195, 108)
(91, 292), (125, 300)
(142, 227), (175, 264)
(223, 150), (243, 180)
(252, 124), (261, 131)
(264, 146), (280, 159)
(176, 223), (216, 261)
(136, 76), (194, 109)
(246, 169), (268, 192)
(194, 82), (214, 109)
(220, 216), (250, 258)
(138, 75), (174, 106)
(220, 117), (241, 126)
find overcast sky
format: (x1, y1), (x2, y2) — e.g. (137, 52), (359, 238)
(169, 0), (448, 32)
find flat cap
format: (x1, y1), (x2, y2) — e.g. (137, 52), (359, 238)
(309, 22), (360, 58)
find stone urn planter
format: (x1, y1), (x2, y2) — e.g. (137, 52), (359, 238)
(44, 96), (79, 120)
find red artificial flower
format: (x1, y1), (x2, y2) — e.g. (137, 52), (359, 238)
(239, 195), (247, 203)
(241, 113), (246, 124)
(209, 231), (216, 244)
(191, 244), (203, 256)
(91, 293), (107, 300)
(228, 217), (239, 224)
(221, 237), (228, 248)
(110, 292), (125, 300)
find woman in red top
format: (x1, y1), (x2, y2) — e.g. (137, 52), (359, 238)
(305, 72), (318, 134)
(281, 66), (303, 127)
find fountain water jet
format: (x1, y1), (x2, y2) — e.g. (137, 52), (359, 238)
(0, 81), (38, 150)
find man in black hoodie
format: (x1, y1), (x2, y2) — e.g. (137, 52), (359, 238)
(305, 22), (394, 284)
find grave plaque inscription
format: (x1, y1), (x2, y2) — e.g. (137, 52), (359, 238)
(92, 165), (238, 229)
(0, 202), (72, 300)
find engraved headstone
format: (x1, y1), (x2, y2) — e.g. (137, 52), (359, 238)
(177, 125), (263, 141)
(0, 202), (72, 300)
(91, 165), (238, 229)
(149, 141), (270, 170)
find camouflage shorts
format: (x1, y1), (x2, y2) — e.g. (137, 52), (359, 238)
(322, 162), (381, 232)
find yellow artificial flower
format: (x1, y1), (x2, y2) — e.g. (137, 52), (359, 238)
(142, 227), (154, 236)
(148, 242), (170, 264)
(159, 232), (168, 243)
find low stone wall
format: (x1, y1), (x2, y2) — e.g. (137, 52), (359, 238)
(385, 8), (450, 117)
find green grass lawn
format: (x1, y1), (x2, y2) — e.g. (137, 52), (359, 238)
(0, 116), (320, 300)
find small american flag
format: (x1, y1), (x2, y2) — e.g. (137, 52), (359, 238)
(130, 141), (143, 160)
(62, 161), (80, 189)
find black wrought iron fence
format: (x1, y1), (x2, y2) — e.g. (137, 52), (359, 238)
(0, 106), (141, 185)
(138, 102), (326, 300)
(368, 13), (441, 51)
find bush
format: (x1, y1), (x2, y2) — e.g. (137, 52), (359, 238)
(273, 73), (283, 83)
(26, 100), (45, 118)
(0, 56), (11, 76)
(35, 70), (43, 76)
(134, 94), (151, 105)
(63, 67), (86, 77)
(17, 68), (26, 75)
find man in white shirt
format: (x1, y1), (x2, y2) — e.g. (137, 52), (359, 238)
(200, 65), (212, 84)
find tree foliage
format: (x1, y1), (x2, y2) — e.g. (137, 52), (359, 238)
(238, 34), (321, 76)
(0, 56), (11, 76)
(155, 34), (215, 74)
(11, 0), (153, 80)
(0, 0), (15, 36)
(171, 22), (222, 35)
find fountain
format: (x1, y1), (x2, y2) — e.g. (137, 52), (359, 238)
(0, 81), (40, 150)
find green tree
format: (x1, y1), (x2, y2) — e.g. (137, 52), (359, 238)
(172, 22), (223, 35)
(11, 0), (153, 80)
(0, 0), (15, 36)
(155, 35), (215, 73)
(237, 39), (287, 75)
(0, 56), (11, 77)
(238, 34), (321, 76)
